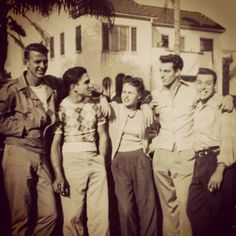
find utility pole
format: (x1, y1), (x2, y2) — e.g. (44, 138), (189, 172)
(172, 0), (181, 54)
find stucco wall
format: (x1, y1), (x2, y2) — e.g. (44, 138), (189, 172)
(5, 10), (223, 93)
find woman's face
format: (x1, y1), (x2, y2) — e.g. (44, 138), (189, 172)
(121, 83), (140, 109)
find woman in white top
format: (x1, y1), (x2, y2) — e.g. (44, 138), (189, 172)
(109, 76), (158, 236)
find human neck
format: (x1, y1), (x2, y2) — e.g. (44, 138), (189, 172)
(166, 78), (180, 96)
(68, 93), (85, 104)
(25, 72), (43, 87)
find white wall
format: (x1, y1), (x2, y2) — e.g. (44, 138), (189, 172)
(151, 26), (223, 92)
(5, 11), (223, 93)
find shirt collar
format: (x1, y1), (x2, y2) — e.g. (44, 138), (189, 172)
(159, 78), (190, 92)
(196, 92), (221, 110)
(16, 71), (46, 91)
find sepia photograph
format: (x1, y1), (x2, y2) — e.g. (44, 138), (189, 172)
(0, 0), (236, 235)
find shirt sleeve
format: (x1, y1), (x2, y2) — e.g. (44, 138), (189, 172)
(0, 82), (25, 137)
(217, 110), (236, 167)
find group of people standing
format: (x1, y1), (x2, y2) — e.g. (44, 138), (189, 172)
(0, 42), (235, 236)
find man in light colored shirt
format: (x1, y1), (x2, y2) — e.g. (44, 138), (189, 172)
(149, 54), (196, 236)
(50, 66), (109, 236)
(187, 68), (236, 236)
(146, 54), (233, 236)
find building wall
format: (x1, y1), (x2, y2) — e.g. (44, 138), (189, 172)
(5, 10), (223, 93)
(151, 26), (223, 92)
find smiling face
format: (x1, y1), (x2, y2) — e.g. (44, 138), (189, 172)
(195, 73), (215, 102)
(75, 73), (93, 97)
(25, 50), (48, 81)
(159, 62), (180, 88)
(121, 83), (141, 109)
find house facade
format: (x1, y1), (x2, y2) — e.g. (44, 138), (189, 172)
(6, 0), (225, 92)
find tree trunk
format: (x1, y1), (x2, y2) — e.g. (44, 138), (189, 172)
(173, 0), (180, 55)
(0, 4), (9, 82)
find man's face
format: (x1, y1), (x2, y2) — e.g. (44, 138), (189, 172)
(195, 74), (215, 102)
(159, 62), (180, 87)
(25, 51), (48, 79)
(75, 73), (93, 97)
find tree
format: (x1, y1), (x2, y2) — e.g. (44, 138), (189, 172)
(0, 0), (114, 81)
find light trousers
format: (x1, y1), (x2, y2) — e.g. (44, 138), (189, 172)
(2, 144), (57, 236)
(61, 151), (109, 236)
(153, 147), (195, 236)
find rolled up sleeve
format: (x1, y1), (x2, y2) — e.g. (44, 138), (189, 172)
(217, 110), (236, 167)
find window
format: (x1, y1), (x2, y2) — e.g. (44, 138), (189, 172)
(75, 26), (81, 51)
(102, 24), (137, 52)
(60, 32), (65, 55)
(160, 35), (169, 48)
(180, 36), (185, 51)
(200, 38), (213, 52)
(131, 27), (137, 51)
(49, 36), (54, 58)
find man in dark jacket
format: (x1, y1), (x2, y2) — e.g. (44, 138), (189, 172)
(0, 43), (58, 236)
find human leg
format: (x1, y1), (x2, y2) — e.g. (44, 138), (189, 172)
(87, 153), (109, 236)
(153, 149), (179, 236)
(111, 152), (138, 236)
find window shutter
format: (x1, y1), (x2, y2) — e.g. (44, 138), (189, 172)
(102, 24), (109, 50)
(131, 27), (137, 51)
(60, 32), (65, 55)
(76, 26), (81, 51)
(50, 36), (54, 58)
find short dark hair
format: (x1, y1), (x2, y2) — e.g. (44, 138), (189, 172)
(197, 67), (217, 84)
(62, 66), (87, 92)
(159, 54), (184, 71)
(24, 43), (48, 60)
(123, 75), (145, 95)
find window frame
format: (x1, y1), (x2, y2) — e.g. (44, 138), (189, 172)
(102, 24), (137, 52)
(200, 38), (213, 52)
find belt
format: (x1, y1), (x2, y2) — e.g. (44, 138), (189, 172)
(195, 146), (220, 158)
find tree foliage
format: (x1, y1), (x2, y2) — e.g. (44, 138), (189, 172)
(0, 0), (114, 81)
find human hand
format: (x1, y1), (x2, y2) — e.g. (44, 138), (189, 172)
(141, 104), (153, 127)
(208, 163), (225, 193)
(53, 177), (70, 197)
(220, 95), (234, 112)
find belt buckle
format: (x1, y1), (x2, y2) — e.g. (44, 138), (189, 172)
(198, 150), (208, 158)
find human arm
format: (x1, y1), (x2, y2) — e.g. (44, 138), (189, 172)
(50, 133), (70, 196)
(0, 83), (48, 137)
(97, 123), (109, 159)
(217, 110), (236, 166)
(208, 110), (236, 192)
(99, 95), (111, 117)
(140, 90), (159, 127)
(0, 84), (26, 136)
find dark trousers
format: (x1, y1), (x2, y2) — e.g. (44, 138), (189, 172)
(111, 149), (158, 236)
(187, 153), (236, 236)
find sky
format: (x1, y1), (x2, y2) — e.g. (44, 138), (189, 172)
(136, 0), (236, 51)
